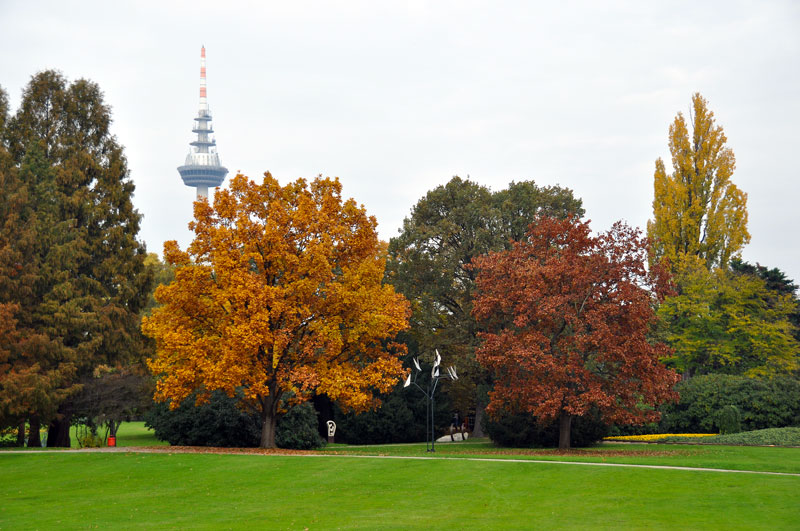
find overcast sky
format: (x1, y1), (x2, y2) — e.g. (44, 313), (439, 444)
(2, 1), (799, 284)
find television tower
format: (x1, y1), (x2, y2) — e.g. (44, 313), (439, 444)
(178, 46), (228, 199)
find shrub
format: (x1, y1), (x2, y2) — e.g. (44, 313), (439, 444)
(718, 405), (742, 435)
(659, 374), (800, 433)
(145, 391), (323, 448)
(334, 386), (450, 445)
(664, 427), (800, 447)
(275, 402), (325, 450)
(77, 433), (105, 448)
(145, 391), (262, 447)
(484, 409), (608, 448)
(605, 422), (660, 437)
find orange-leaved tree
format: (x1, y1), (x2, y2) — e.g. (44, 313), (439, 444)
(142, 173), (410, 448)
(472, 216), (679, 449)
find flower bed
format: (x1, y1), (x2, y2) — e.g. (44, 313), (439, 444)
(604, 433), (716, 442)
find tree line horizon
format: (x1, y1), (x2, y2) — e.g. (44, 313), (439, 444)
(1, 72), (797, 450)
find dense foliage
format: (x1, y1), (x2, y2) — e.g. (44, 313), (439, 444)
(143, 173), (409, 447)
(387, 177), (584, 432)
(659, 374), (800, 433)
(0, 73), (152, 447)
(664, 427), (800, 447)
(145, 392), (323, 449)
(658, 256), (800, 377)
(275, 403), (325, 450)
(484, 409), (607, 448)
(333, 384), (453, 445)
(472, 215), (678, 449)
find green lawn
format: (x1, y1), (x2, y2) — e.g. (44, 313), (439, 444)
(71, 421), (168, 448)
(1, 449), (798, 529)
(0, 421), (166, 451)
(319, 439), (800, 474)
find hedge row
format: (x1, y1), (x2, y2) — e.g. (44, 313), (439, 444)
(144, 391), (324, 449)
(659, 374), (800, 433)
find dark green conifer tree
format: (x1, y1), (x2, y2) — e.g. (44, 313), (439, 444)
(0, 72), (152, 446)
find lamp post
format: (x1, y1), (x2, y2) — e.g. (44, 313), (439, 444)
(404, 350), (458, 452)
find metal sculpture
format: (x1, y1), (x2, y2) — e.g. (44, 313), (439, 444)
(404, 349), (458, 452)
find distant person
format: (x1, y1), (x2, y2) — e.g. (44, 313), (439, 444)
(450, 412), (460, 441)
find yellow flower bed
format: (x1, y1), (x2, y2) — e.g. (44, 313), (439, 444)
(604, 433), (716, 442)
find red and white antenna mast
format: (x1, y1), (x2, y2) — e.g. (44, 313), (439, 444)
(177, 46), (228, 199)
(199, 45), (208, 113)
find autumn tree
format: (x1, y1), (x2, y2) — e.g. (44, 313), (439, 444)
(657, 256), (800, 378)
(647, 93), (749, 270)
(388, 177), (583, 432)
(143, 173), (410, 448)
(472, 216), (678, 450)
(0, 72), (151, 446)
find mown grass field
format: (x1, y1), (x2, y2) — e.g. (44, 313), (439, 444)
(1, 427), (799, 529)
(320, 439), (800, 474)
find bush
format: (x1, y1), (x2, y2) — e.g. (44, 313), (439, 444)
(659, 374), (800, 433)
(145, 391), (262, 447)
(484, 409), (608, 448)
(275, 402), (325, 450)
(718, 405), (742, 435)
(605, 422), (660, 437)
(334, 386), (450, 445)
(145, 391), (323, 449)
(77, 433), (105, 448)
(665, 427), (800, 447)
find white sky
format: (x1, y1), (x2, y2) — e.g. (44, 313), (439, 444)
(2, 1), (799, 284)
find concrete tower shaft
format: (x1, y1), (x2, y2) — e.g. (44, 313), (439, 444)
(178, 46), (228, 199)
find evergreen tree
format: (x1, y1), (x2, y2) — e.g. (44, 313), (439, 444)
(0, 72), (152, 446)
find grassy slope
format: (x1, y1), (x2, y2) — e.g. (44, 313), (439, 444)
(1, 452), (798, 529)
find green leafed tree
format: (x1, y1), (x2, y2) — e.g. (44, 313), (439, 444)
(387, 177), (584, 431)
(142, 252), (175, 316)
(730, 259), (800, 342)
(657, 256), (800, 378)
(0, 72), (152, 446)
(647, 93), (749, 270)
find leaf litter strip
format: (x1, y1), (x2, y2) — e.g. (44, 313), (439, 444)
(5, 447), (799, 477)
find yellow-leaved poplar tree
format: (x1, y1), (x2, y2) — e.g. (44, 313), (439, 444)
(647, 93), (749, 270)
(142, 173), (410, 448)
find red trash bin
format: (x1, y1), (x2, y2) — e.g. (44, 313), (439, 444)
(108, 435), (116, 447)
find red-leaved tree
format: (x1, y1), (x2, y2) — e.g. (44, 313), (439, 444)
(472, 216), (678, 449)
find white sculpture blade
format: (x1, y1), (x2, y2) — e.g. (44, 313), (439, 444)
(403, 372), (412, 388)
(413, 357), (421, 371)
(434, 349), (441, 368)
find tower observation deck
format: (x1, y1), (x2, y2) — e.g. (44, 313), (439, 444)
(178, 46), (228, 199)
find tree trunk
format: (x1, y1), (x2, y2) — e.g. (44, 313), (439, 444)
(47, 414), (72, 447)
(260, 391), (280, 449)
(558, 411), (572, 450)
(28, 416), (41, 447)
(16, 420), (26, 447)
(472, 400), (486, 438)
